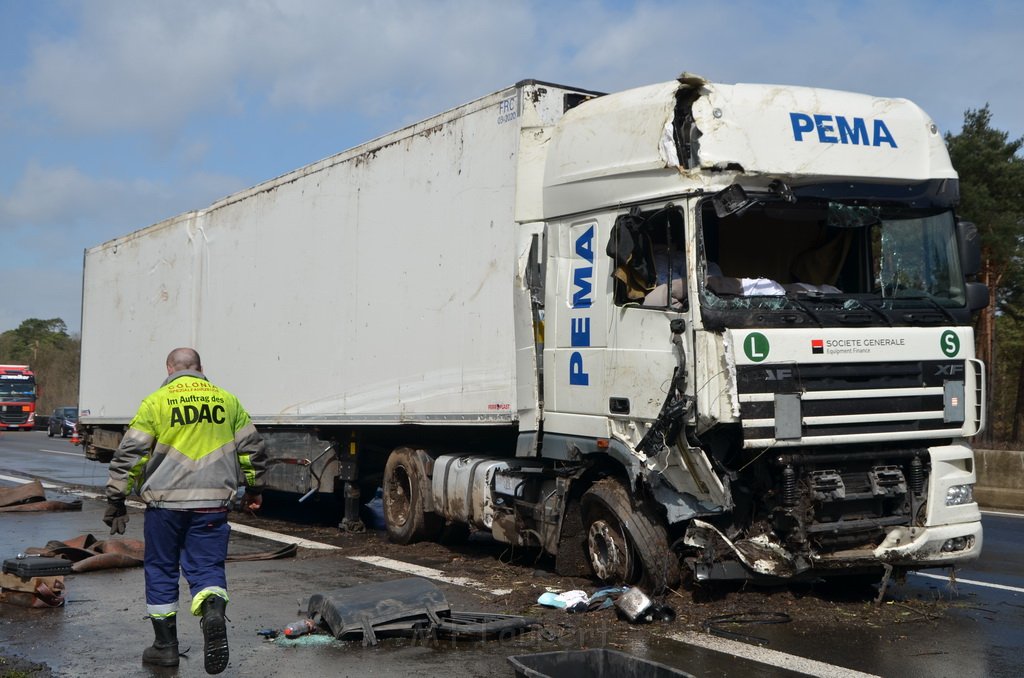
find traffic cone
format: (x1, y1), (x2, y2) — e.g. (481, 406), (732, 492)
(70, 427), (81, 445)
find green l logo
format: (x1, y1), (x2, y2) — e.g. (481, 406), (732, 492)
(940, 330), (960, 357)
(744, 332), (770, 362)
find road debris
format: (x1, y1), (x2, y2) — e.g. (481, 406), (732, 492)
(537, 586), (627, 613)
(283, 618), (317, 638)
(614, 586), (676, 624)
(537, 589), (589, 611)
(0, 480), (81, 512)
(19, 534), (144, 571)
(702, 611), (792, 644)
(10, 533), (297, 573)
(1, 554), (72, 607)
(304, 577), (537, 646)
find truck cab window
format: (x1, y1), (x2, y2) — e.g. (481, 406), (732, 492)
(871, 215), (964, 301)
(606, 206), (687, 310)
(699, 194), (969, 328)
(700, 200), (842, 297)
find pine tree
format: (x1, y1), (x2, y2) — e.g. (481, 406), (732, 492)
(946, 106), (1024, 444)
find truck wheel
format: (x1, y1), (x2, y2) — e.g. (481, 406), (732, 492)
(580, 478), (680, 594)
(383, 447), (442, 545)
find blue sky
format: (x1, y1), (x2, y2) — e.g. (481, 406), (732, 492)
(1, 0), (1021, 334)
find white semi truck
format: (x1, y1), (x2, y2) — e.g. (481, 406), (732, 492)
(79, 73), (987, 592)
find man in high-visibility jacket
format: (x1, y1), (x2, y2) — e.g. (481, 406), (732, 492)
(105, 347), (266, 675)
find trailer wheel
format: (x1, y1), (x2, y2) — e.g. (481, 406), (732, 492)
(580, 478), (680, 594)
(383, 447), (442, 544)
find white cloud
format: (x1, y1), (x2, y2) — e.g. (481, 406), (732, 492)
(256, 2), (535, 107)
(0, 266), (83, 337)
(0, 162), (245, 333)
(0, 162), (242, 235)
(19, 0), (539, 135)
(21, 3), (246, 134)
(13, 1), (1024, 141)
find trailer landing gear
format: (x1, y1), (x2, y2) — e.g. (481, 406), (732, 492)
(339, 481), (365, 533)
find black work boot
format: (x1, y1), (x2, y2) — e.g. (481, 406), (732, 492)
(142, 615), (179, 667)
(200, 595), (229, 674)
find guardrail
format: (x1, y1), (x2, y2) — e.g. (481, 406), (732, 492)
(975, 448), (1024, 511)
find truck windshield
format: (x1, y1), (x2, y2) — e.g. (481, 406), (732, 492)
(873, 212), (964, 302)
(699, 196), (968, 328)
(0, 383), (36, 398)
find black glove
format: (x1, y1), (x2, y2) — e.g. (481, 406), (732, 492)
(103, 499), (128, 535)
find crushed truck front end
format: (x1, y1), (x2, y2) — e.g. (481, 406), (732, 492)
(539, 73), (986, 586)
(684, 322), (984, 581)
(678, 80), (987, 580)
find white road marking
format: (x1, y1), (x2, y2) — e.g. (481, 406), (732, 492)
(0, 472), (62, 489)
(39, 448), (86, 457)
(228, 522), (341, 551)
(348, 555), (513, 596)
(981, 509), (1024, 518)
(0, 472), (509, 595)
(910, 571), (1024, 594)
(669, 631), (882, 678)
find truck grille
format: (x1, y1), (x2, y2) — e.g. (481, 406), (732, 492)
(736, 360), (982, 446)
(0, 408), (29, 425)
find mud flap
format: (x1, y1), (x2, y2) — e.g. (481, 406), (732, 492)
(684, 519), (810, 580)
(554, 497), (590, 577)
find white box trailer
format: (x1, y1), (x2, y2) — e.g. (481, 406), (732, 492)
(81, 73), (987, 592)
(80, 81), (589, 430)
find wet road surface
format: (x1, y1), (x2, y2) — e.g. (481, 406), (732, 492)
(2, 431), (1022, 677)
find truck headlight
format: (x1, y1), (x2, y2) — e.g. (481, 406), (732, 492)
(941, 536), (975, 552)
(945, 484), (974, 506)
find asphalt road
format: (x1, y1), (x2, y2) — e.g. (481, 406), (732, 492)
(1, 430), (1022, 678)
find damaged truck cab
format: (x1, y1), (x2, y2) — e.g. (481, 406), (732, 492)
(534, 75), (985, 585)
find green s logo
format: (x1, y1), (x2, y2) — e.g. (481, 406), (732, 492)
(940, 330), (960, 357)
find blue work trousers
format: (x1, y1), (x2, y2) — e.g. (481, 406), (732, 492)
(143, 507), (229, 615)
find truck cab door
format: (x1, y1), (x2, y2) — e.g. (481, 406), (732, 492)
(601, 207), (694, 444)
(543, 208), (694, 451)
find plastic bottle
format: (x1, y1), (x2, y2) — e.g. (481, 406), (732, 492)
(283, 619), (317, 638)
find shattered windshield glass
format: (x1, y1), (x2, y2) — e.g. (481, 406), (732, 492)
(699, 194), (966, 326)
(872, 212), (964, 303)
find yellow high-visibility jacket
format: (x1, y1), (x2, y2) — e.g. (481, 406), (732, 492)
(107, 370), (267, 509)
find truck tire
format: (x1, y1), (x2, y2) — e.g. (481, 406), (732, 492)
(580, 478), (680, 594)
(383, 447), (442, 545)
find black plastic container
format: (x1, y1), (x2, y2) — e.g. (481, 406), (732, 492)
(2, 557), (73, 577)
(508, 649), (694, 678)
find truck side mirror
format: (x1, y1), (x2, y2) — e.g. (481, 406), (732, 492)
(966, 281), (989, 313)
(712, 184), (753, 217)
(957, 221), (981, 277)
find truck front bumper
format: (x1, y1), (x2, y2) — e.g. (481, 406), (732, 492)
(872, 520), (983, 566)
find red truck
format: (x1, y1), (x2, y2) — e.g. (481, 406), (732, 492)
(0, 365), (37, 430)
